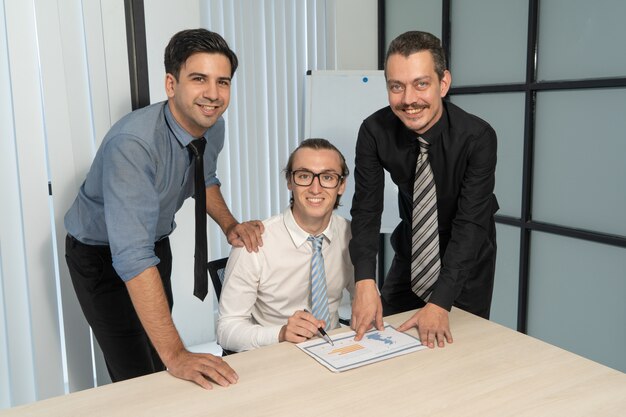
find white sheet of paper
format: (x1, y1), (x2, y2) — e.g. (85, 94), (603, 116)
(296, 323), (426, 372)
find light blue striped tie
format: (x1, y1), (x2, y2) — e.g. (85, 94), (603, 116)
(308, 235), (331, 330)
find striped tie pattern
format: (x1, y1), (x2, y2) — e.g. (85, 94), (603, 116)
(410, 137), (441, 301)
(308, 235), (331, 330)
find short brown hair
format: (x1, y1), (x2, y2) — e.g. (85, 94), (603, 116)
(385, 31), (447, 81)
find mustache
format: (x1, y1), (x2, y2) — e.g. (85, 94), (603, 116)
(396, 103), (429, 111)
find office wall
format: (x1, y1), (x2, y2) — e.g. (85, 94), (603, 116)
(335, 0), (378, 70)
(385, 0), (626, 372)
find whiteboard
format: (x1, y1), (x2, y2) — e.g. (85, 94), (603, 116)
(304, 70), (399, 232)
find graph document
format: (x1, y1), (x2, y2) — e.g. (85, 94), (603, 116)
(296, 324), (425, 372)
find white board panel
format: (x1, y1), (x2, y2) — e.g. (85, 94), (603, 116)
(304, 70), (399, 232)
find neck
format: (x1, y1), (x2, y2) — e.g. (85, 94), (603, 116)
(291, 209), (332, 236)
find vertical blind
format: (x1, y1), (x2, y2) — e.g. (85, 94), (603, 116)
(0, 0), (335, 409)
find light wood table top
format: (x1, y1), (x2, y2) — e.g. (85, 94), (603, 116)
(4, 308), (626, 416)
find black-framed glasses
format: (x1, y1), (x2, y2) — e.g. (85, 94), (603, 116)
(290, 170), (344, 189)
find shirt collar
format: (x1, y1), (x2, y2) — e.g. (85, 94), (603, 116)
(283, 207), (336, 248)
(163, 102), (208, 147)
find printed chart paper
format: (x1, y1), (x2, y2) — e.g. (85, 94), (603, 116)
(296, 324), (425, 372)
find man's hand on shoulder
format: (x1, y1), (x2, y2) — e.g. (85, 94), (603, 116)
(165, 348), (238, 390)
(397, 302), (453, 348)
(351, 279), (384, 341)
(227, 220), (264, 252)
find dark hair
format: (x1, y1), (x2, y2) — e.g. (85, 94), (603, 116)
(164, 28), (238, 80)
(284, 138), (349, 209)
(384, 31), (447, 81)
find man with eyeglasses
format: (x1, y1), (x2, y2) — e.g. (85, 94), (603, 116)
(217, 138), (354, 352)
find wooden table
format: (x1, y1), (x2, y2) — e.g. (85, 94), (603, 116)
(4, 308), (626, 416)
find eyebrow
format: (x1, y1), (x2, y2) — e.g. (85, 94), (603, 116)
(387, 75), (432, 84)
(186, 72), (232, 82)
(294, 168), (341, 174)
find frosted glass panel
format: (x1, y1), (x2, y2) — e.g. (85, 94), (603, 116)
(490, 224), (520, 330)
(533, 89), (626, 236)
(385, 0), (442, 49)
(450, 93), (524, 217)
(527, 232), (626, 372)
(537, 0), (626, 81)
(450, 0), (527, 86)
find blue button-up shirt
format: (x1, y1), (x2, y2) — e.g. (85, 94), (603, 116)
(65, 101), (224, 281)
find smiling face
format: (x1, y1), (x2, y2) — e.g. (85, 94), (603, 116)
(287, 148), (346, 235)
(165, 52), (232, 138)
(386, 50), (451, 135)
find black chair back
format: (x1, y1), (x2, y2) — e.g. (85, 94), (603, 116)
(207, 257), (228, 301)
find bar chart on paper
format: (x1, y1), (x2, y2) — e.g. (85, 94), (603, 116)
(296, 324), (425, 372)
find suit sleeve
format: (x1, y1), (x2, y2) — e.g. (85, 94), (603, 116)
(349, 121), (385, 282)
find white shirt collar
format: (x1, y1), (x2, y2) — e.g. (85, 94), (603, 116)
(283, 207), (335, 248)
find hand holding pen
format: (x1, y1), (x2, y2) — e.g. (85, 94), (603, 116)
(278, 309), (334, 345)
(304, 309), (334, 346)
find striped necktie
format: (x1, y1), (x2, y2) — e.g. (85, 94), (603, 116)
(410, 137), (441, 301)
(308, 235), (331, 330)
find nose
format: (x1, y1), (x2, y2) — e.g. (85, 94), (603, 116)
(309, 175), (323, 192)
(403, 85), (419, 105)
(203, 81), (219, 100)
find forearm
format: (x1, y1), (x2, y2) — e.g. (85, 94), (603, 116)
(217, 318), (281, 352)
(125, 266), (185, 365)
(205, 184), (238, 235)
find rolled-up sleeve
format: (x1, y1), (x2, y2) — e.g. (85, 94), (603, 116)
(103, 135), (161, 281)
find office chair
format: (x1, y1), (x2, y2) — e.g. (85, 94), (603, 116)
(207, 257), (234, 356)
(207, 257), (228, 301)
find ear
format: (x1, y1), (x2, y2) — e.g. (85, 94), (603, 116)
(439, 70), (452, 98)
(165, 73), (177, 98)
(337, 178), (347, 196)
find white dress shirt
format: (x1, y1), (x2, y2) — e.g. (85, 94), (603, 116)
(217, 207), (354, 352)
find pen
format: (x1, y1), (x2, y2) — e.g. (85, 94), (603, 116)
(304, 309), (334, 346)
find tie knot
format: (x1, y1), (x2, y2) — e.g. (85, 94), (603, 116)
(188, 138), (206, 158)
(308, 235), (323, 252)
(418, 137), (429, 154)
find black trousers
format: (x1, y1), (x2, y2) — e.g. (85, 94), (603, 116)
(381, 248), (496, 319)
(65, 235), (173, 382)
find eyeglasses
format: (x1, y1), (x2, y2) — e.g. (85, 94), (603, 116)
(290, 170), (344, 189)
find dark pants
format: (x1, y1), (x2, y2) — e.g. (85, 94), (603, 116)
(65, 235), (173, 382)
(381, 248), (496, 319)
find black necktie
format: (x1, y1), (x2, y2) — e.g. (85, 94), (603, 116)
(188, 138), (208, 301)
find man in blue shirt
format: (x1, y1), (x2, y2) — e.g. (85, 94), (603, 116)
(64, 29), (263, 389)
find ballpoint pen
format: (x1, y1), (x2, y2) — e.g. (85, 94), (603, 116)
(304, 309), (334, 346)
